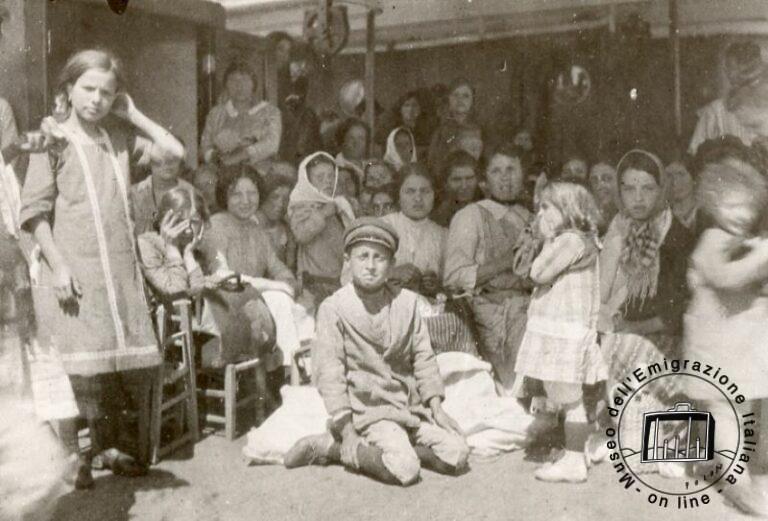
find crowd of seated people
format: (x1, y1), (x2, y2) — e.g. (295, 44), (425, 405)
(5, 39), (768, 518)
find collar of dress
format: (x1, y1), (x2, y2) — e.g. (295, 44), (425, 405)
(477, 198), (517, 219)
(225, 99), (269, 118)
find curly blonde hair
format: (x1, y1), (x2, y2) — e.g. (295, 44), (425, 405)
(538, 180), (602, 237)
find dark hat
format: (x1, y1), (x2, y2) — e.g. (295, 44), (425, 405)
(343, 217), (399, 253)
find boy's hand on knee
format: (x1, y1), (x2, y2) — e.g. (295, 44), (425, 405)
(429, 398), (465, 438)
(339, 419), (362, 469)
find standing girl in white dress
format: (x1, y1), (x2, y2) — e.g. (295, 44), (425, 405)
(514, 180), (606, 483)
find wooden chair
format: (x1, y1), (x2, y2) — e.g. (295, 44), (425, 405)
(198, 357), (267, 440)
(187, 295), (268, 441)
(149, 298), (200, 464)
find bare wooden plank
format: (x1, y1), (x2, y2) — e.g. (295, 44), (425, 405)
(70, 0), (226, 28)
(669, 0), (682, 137)
(364, 7), (375, 154)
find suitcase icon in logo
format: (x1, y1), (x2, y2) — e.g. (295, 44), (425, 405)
(640, 402), (715, 463)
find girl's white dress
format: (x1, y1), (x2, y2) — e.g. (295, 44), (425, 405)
(515, 231), (607, 384)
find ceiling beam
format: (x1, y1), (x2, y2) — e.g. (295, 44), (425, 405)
(72, 0), (226, 27)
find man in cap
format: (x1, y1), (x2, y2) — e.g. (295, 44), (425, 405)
(284, 217), (469, 485)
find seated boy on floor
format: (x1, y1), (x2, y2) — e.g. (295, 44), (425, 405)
(284, 217), (469, 485)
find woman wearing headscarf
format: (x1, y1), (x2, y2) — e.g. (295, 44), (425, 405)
(598, 149), (695, 467)
(427, 78), (483, 177)
(288, 152), (355, 306)
(383, 127), (417, 174)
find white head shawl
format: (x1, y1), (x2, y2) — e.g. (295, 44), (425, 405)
(288, 151), (355, 225)
(383, 127), (417, 172)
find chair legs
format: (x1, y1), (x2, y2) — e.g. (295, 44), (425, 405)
(205, 358), (265, 441)
(150, 322), (200, 464)
(150, 366), (164, 464)
(255, 363), (267, 425)
(224, 365), (237, 441)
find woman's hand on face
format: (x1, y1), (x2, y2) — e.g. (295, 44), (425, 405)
(159, 212), (190, 245)
(111, 92), (139, 122)
(183, 224), (204, 258)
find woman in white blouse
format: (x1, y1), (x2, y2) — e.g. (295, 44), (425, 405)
(382, 163), (446, 295)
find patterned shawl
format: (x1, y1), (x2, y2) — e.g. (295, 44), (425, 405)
(600, 149), (672, 318)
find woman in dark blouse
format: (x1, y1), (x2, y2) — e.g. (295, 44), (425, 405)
(597, 150), (695, 462)
(600, 150), (694, 347)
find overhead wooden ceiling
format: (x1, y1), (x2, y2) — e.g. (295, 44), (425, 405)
(212, 0), (768, 51)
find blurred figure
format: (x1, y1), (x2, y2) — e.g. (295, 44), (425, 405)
(428, 78), (482, 176)
(684, 160), (768, 516)
(255, 175), (297, 269)
(513, 129), (534, 153)
(451, 124), (483, 161)
(0, 396), (73, 521)
(267, 160), (299, 185)
(193, 165), (220, 215)
(432, 150), (480, 227)
(588, 160), (618, 232)
(666, 159), (698, 231)
(378, 90), (432, 151)
(2, 150), (73, 521)
(130, 142), (196, 235)
(370, 187), (396, 218)
(561, 155), (589, 182)
(689, 41), (765, 154)
(335, 118), (370, 183)
(360, 160), (395, 214)
(279, 73), (321, 167)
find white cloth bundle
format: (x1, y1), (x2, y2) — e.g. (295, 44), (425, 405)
(242, 352), (533, 464)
